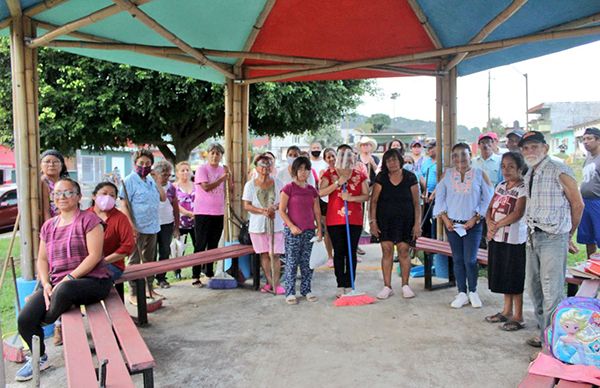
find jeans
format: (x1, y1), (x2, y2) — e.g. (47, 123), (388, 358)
(283, 228), (315, 297)
(446, 223), (483, 294)
(193, 215), (224, 278)
(18, 277), (112, 356)
(526, 230), (568, 339)
(156, 222), (174, 282)
(328, 224), (362, 288)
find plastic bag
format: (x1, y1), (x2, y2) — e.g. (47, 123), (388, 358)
(309, 237), (327, 269)
(170, 236), (187, 258)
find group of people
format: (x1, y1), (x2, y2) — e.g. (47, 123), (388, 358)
(13, 125), (600, 380)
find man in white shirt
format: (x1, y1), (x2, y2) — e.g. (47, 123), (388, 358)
(473, 132), (502, 187)
(309, 142), (328, 174)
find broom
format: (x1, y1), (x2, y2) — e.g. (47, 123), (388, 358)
(334, 184), (375, 307)
(208, 177), (237, 289)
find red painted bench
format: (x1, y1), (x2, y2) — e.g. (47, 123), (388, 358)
(518, 279), (600, 388)
(415, 237), (590, 295)
(62, 288), (155, 388)
(116, 244), (256, 325)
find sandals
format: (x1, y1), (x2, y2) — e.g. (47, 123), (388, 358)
(484, 312), (509, 323)
(501, 320), (526, 331)
(192, 280), (204, 288)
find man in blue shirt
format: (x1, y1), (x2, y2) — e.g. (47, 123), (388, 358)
(473, 132), (502, 187)
(420, 140), (438, 238)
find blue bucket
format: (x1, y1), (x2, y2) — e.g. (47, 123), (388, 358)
(224, 241), (252, 279)
(16, 277), (54, 338)
(433, 254), (450, 279)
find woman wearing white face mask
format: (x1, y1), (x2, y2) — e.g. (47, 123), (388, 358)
(277, 145), (317, 188)
(90, 182), (135, 284)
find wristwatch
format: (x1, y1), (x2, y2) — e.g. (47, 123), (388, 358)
(474, 213), (481, 224)
(334, 180), (340, 187)
(66, 274), (75, 280)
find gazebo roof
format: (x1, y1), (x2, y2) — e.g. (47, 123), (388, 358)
(1, 0), (600, 83)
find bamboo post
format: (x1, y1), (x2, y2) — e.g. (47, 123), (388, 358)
(0, 319), (4, 388)
(441, 73), (452, 170)
(449, 67), (457, 146)
(223, 79), (233, 241)
(435, 75), (444, 239)
(9, 13), (36, 280)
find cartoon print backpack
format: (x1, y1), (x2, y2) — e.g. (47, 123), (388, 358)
(546, 297), (600, 367)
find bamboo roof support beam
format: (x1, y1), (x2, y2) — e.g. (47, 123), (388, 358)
(34, 20), (118, 43)
(406, 0), (443, 49)
(236, 0), (276, 67)
(28, 0), (153, 48)
(0, 0), (69, 29)
(239, 24), (600, 84)
(445, 0), (528, 71)
(543, 11), (600, 32)
(111, 0), (236, 79)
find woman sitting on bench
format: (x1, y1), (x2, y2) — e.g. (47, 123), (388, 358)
(16, 177), (112, 382)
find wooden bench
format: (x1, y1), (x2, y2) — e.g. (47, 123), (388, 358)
(62, 288), (155, 388)
(415, 237), (590, 295)
(116, 244), (256, 325)
(518, 279), (600, 388)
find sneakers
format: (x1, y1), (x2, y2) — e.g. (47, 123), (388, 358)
(53, 324), (63, 346)
(376, 286), (394, 300)
(305, 293), (318, 302)
(335, 287), (345, 298)
(402, 285), (415, 299)
(450, 292), (469, 308)
(192, 279), (204, 288)
(286, 295), (298, 305)
(327, 258), (334, 268)
(468, 292), (482, 308)
(15, 354), (50, 381)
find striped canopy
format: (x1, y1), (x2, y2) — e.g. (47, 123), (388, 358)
(1, 0), (600, 83)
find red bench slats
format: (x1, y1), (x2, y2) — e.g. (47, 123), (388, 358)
(518, 374), (557, 388)
(415, 237), (488, 262)
(117, 244), (254, 283)
(556, 380), (592, 388)
(103, 289), (155, 373)
(86, 303), (135, 388)
(62, 307), (99, 388)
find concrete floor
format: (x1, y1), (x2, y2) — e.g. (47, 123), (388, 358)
(5, 244), (537, 387)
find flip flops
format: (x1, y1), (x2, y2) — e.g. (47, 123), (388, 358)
(484, 312), (509, 323)
(501, 320), (526, 331)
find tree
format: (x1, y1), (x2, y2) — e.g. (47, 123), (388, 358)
(305, 125), (343, 148)
(365, 113), (391, 133)
(484, 117), (505, 136)
(0, 40), (375, 163)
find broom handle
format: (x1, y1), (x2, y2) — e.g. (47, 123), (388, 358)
(0, 210), (20, 290)
(343, 184), (356, 291)
(269, 211), (276, 294)
(225, 174), (232, 242)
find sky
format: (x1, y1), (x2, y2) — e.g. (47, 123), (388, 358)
(355, 41), (600, 129)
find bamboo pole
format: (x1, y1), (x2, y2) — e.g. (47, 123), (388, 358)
(111, 0), (236, 79)
(442, 73), (452, 170)
(24, 0), (70, 17)
(223, 79), (234, 241)
(246, 58), (441, 71)
(35, 20), (118, 43)
(239, 24), (600, 84)
(236, 0), (277, 67)
(449, 67), (457, 146)
(435, 75), (443, 239)
(27, 0), (153, 48)
(445, 0), (528, 71)
(406, 0), (443, 49)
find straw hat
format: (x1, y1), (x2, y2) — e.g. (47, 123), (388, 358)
(356, 136), (378, 150)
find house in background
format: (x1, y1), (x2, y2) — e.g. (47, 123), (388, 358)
(0, 145), (15, 184)
(528, 101), (600, 155)
(76, 147), (136, 187)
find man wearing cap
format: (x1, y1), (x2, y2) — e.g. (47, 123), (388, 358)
(506, 129), (525, 153)
(578, 127), (600, 258)
(356, 136), (379, 184)
(420, 140), (438, 238)
(520, 131), (584, 348)
(473, 132), (502, 187)
(410, 140), (425, 176)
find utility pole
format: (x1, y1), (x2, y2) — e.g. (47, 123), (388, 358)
(524, 73), (529, 131)
(487, 71), (491, 129)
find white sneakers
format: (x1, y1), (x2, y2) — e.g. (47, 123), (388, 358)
(450, 292), (483, 308)
(402, 285), (416, 299)
(377, 286), (394, 299)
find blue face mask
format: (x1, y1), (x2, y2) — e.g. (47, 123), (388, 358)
(287, 157), (297, 166)
(403, 164), (414, 172)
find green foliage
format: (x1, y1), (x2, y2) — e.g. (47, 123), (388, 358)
(305, 125), (343, 148)
(0, 39), (374, 162)
(365, 113), (391, 133)
(484, 117), (505, 136)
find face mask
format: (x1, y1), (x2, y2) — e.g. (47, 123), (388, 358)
(287, 157), (297, 165)
(135, 165), (152, 178)
(311, 150), (321, 158)
(403, 164), (414, 172)
(95, 195), (116, 211)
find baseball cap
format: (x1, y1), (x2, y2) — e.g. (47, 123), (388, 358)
(478, 132), (498, 143)
(425, 140), (437, 149)
(410, 140), (422, 147)
(518, 131), (547, 147)
(506, 129), (525, 139)
(584, 127), (600, 138)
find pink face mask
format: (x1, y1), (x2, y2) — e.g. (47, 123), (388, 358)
(95, 194), (116, 211)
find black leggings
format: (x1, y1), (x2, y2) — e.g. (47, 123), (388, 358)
(193, 215), (224, 278)
(328, 224), (362, 288)
(18, 277), (112, 356)
(156, 222), (174, 282)
(175, 227), (196, 276)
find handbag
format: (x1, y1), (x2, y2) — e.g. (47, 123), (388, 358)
(229, 207), (252, 246)
(309, 237), (327, 269)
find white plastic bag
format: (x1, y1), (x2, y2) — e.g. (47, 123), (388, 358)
(309, 237), (327, 269)
(170, 236), (187, 258)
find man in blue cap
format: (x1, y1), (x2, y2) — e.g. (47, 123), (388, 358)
(578, 127), (600, 258)
(520, 131), (584, 349)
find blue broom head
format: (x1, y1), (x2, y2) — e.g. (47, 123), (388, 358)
(208, 277), (238, 289)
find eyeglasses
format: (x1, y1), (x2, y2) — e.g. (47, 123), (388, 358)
(42, 160), (61, 166)
(53, 190), (79, 199)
